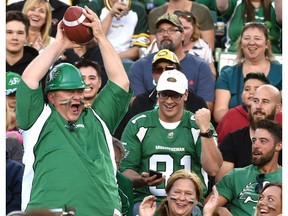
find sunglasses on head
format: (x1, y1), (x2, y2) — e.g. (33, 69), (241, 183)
(174, 10), (194, 18)
(255, 173), (265, 194)
(152, 65), (176, 75)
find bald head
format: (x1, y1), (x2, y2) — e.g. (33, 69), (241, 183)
(254, 84), (282, 104)
(249, 84), (282, 130)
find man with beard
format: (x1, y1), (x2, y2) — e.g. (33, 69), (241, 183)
(128, 13), (215, 111)
(215, 84), (282, 183)
(207, 119), (282, 216)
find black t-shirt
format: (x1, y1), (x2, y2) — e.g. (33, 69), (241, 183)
(219, 126), (282, 167)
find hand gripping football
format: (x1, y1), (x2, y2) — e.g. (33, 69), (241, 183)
(62, 6), (94, 45)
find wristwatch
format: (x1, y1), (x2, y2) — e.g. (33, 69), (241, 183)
(200, 129), (214, 138)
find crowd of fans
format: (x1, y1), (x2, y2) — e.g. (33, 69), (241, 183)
(6, 0), (283, 215)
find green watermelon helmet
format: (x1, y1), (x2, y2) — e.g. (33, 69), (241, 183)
(45, 63), (86, 92)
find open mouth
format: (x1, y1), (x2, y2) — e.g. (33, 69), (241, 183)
(71, 104), (80, 114)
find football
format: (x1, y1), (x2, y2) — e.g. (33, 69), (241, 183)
(62, 6), (94, 45)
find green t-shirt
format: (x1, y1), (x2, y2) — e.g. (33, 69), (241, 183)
(120, 109), (217, 203)
(16, 80), (132, 216)
(216, 165), (282, 216)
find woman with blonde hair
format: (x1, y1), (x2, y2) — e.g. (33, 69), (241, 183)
(213, 22), (282, 123)
(139, 169), (218, 216)
(22, 0), (54, 51)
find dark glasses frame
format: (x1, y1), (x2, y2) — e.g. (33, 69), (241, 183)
(152, 65), (176, 75)
(157, 92), (184, 101)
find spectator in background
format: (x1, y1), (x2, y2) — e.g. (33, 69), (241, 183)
(6, 105), (24, 214)
(6, 151), (24, 214)
(216, 72), (270, 145)
(54, 40), (108, 90)
(129, 13), (215, 111)
(144, 10), (216, 78)
(75, 59), (102, 107)
(253, 182), (282, 216)
(113, 137), (134, 216)
(84, 0), (149, 61)
(148, 0), (215, 51)
(138, 170), (219, 216)
(7, 0), (69, 38)
(213, 22), (282, 124)
(6, 10), (38, 75)
(210, 119), (282, 216)
(6, 102), (23, 164)
(215, 84), (282, 182)
(6, 72), (21, 132)
(216, 0), (282, 53)
(22, 0), (55, 52)
(120, 69), (222, 215)
(114, 49), (207, 138)
(175, 10), (216, 77)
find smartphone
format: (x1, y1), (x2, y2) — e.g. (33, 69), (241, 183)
(149, 169), (163, 179)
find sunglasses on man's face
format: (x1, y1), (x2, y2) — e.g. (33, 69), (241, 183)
(152, 65), (176, 75)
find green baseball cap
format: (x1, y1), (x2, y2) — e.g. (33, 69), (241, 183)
(155, 13), (184, 32)
(6, 72), (21, 95)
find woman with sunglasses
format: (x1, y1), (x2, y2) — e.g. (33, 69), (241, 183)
(254, 182), (282, 216)
(174, 10), (216, 78)
(213, 22), (282, 123)
(138, 169), (219, 216)
(216, 0), (282, 53)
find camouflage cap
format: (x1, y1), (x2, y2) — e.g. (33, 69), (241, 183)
(155, 13), (184, 32)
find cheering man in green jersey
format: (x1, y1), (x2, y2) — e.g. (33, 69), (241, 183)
(210, 119), (282, 216)
(120, 69), (223, 214)
(16, 6), (132, 216)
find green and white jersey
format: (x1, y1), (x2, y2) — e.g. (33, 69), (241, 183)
(216, 165), (282, 216)
(16, 80), (132, 216)
(120, 109), (217, 203)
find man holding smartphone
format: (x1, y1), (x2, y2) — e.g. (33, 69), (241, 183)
(120, 69), (223, 215)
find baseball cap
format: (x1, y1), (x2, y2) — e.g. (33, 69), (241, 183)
(155, 13), (184, 32)
(6, 72), (21, 96)
(152, 49), (180, 66)
(156, 69), (188, 94)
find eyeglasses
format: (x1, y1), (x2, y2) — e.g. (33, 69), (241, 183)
(156, 28), (180, 35)
(174, 10), (194, 18)
(158, 92), (183, 101)
(255, 173), (265, 194)
(152, 65), (176, 75)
